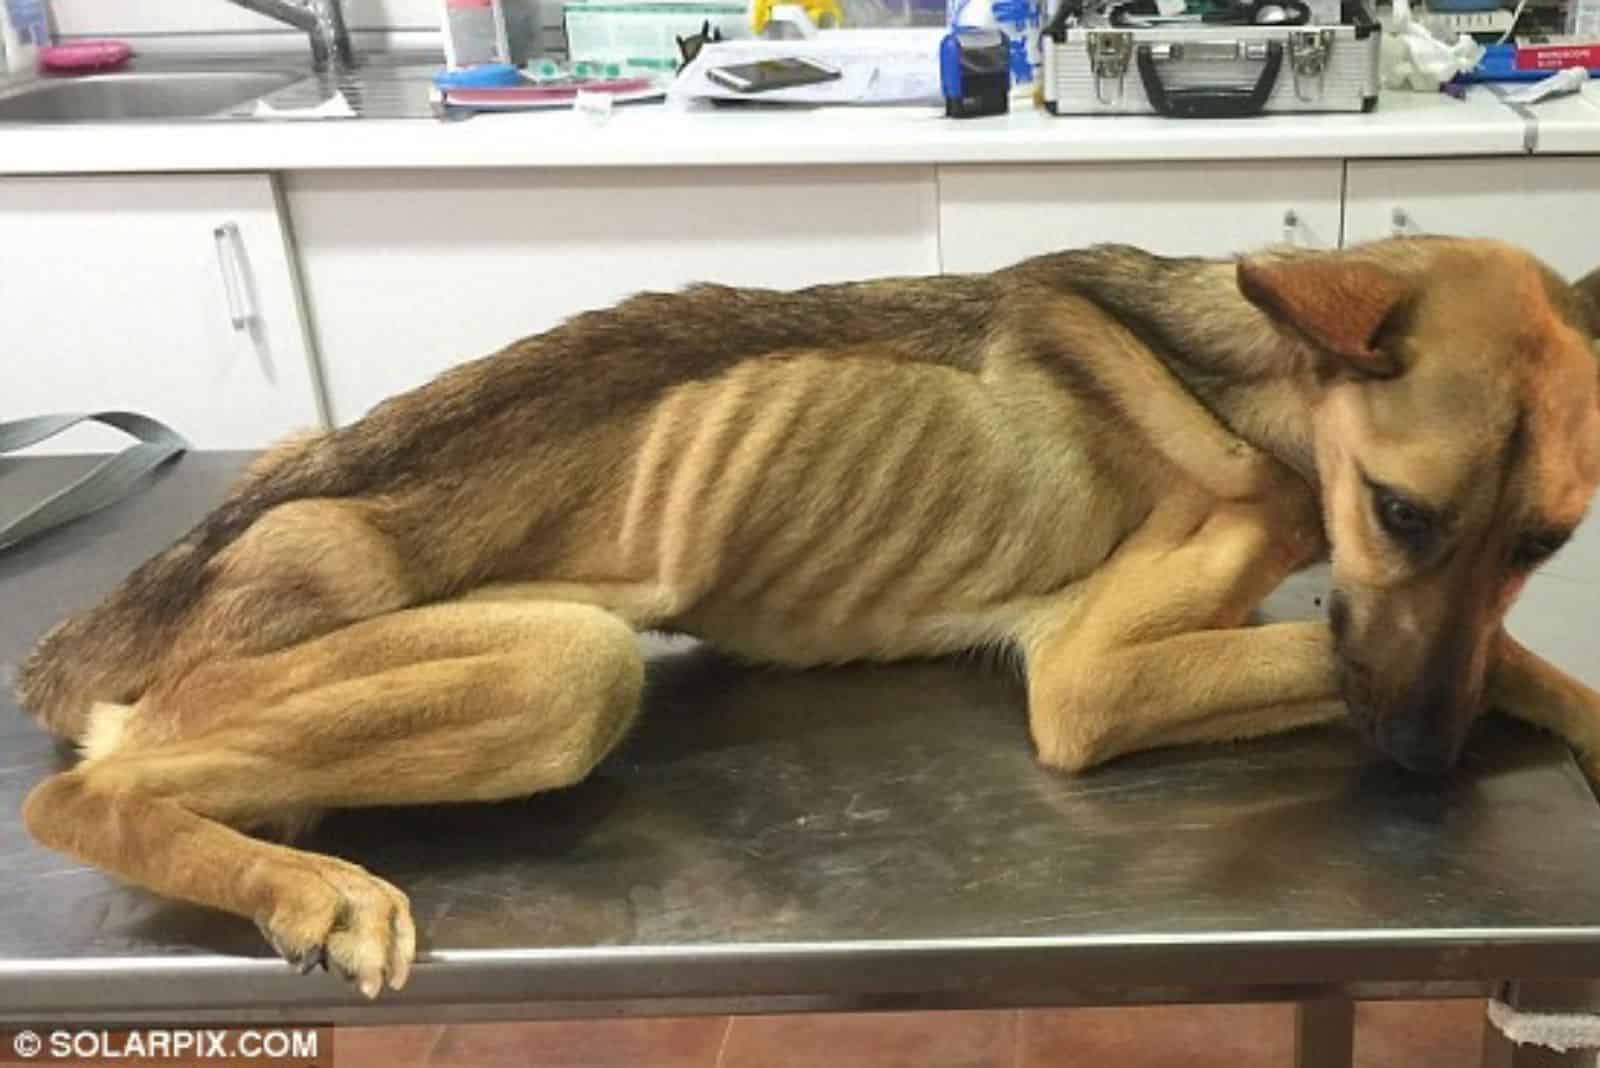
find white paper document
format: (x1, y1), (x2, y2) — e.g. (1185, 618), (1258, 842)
(669, 29), (946, 105)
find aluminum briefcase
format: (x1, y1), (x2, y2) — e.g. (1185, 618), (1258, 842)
(1040, 1), (1380, 116)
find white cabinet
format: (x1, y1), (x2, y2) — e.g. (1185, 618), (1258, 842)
(284, 167), (940, 425)
(0, 174), (324, 453)
(1343, 157), (1600, 280)
(1509, 574), (1600, 689)
(936, 161), (1345, 273)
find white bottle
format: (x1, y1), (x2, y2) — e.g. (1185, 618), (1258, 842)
(439, 0), (509, 68)
(1, 0), (50, 74)
(1, 0), (50, 75)
(949, 0), (995, 28)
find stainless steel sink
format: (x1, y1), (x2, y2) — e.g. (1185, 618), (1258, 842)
(0, 70), (305, 122)
(0, 59), (446, 122)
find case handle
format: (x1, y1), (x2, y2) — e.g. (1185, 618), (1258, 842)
(1135, 40), (1282, 118)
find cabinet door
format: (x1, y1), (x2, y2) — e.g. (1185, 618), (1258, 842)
(1508, 573), (1600, 689)
(1509, 473), (1600, 688)
(1343, 157), (1600, 279)
(285, 167), (940, 424)
(0, 174), (324, 452)
(937, 161), (1345, 273)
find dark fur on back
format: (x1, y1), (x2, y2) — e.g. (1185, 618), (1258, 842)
(1007, 245), (1209, 350)
(20, 245), (1306, 740)
(22, 241), (1592, 741)
(14, 270), (999, 739)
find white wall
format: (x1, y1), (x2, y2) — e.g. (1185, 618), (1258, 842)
(48, 0), (556, 58)
(48, 0), (569, 57)
(50, 0), (439, 35)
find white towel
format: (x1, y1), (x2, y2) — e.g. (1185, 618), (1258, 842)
(1489, 997), (1600, 1065)
(251, 91), (358, 120)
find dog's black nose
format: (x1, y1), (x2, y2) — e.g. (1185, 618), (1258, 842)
(1378, 717), (1457, 776)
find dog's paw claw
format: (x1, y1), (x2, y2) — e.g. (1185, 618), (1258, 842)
(256, 860), (414, 999)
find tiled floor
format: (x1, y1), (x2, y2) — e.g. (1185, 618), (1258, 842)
(334, 999), (1487, 1067)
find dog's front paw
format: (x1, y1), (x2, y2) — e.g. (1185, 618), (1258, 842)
(255, 857), (415, 999)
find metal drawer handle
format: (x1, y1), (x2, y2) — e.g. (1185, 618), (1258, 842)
(213, 222), (257, 331)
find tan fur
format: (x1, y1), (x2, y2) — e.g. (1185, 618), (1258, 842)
(78, 702), (133, 764)
(15, 237), (1600, 999)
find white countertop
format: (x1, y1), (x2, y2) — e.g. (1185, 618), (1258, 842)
(1518, 83), (1600, 153)
(2, 81), (1599, 174)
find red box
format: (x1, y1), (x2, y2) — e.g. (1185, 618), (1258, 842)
(1514, 40), (1600, 69)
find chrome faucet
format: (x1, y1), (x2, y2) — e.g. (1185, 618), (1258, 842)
(226, 0), (354, 69)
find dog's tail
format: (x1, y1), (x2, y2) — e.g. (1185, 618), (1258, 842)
(12, 431), (357, 742)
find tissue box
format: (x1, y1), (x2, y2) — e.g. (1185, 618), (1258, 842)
(1468, 37), (1600, 79)
(564, 0), (752, 70)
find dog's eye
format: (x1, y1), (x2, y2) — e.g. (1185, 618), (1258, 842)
(1511, 531), (1569, 570)
(1373, 487), (1435, 549)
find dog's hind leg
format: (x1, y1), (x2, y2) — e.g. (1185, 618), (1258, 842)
(20, 600), (644, 998)
(1019, 486), (1345, 772)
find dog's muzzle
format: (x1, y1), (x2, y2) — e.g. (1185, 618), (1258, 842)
(1333, 615), (1469, 777)
(1376, 714), (1463, 776)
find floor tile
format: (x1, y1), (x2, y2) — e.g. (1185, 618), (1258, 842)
(425, 1016), (728, 1068)
(332, 997), (1492, 1067)
(336, 1023), (441, 1067)
(719, 1009), (1017, 1068)
(1020, 1003), (1293, 1068)
(1354, 999), (1485, 1068)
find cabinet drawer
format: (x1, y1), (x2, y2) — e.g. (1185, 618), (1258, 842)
(938, 161), (1344, 273)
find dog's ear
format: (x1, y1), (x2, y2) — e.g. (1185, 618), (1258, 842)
(1237, 253), (1411, 378)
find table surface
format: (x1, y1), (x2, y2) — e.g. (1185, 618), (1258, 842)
(6, 452), (1600, 1024)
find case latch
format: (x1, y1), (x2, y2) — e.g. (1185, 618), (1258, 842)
(1086, 31), (1133, 104)
(1287, 29), (1334, 102)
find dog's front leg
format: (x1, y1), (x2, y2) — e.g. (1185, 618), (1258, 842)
(1027, 303), (1308, 505)
(1491, 631), (1600, 779)
(1019, 488), (1342, 773)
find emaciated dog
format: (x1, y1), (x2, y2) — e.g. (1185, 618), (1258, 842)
(15, 237), (1600, 998)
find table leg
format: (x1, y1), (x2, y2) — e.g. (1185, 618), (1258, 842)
(1482, 981), (1600, 1068)
(1295, 995), (1354, 1068)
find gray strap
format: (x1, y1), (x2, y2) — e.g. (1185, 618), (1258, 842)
(1483, 83), (1540, 153)
(0, 413), (188, 551)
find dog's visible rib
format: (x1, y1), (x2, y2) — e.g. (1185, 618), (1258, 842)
(14, 276), (993, 742)
(16, 250), (1256, 734)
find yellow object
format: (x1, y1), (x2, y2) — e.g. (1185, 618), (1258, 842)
(750, 0), (845, 32)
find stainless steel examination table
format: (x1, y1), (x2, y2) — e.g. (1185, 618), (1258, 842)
(4, 452), (1600, 1067)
